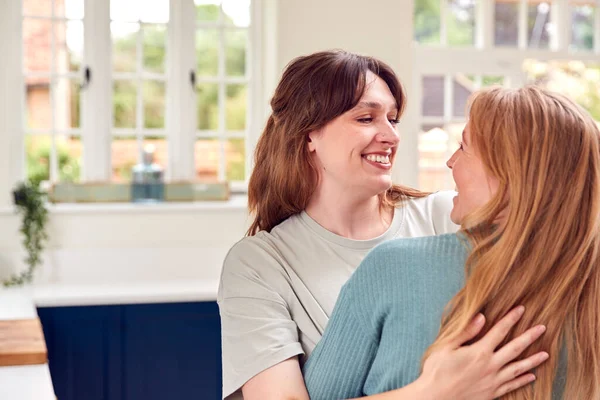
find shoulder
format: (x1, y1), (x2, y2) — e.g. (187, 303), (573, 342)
(350, 233), (465, 286)
(401, 191), (458, 235)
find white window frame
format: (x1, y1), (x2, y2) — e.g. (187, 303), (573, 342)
(6, 0), (261, 205)
(21, 0), (86, 183)
(413, 0), (600, 190)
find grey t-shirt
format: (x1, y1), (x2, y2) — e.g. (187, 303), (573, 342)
(217, 191), (458, 399)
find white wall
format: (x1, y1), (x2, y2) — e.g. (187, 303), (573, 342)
(274, 0), (418, 186)
(0, 0), (418, 296)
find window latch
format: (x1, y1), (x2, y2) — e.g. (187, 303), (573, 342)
(80, 66), (92, 90)
(190, 70), (198, 92)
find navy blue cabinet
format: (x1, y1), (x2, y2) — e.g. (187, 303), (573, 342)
(37, 301), (222, 400)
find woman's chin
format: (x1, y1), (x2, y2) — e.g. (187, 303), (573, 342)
(450, 208), (462, 225)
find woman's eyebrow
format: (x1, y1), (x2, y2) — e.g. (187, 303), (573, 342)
(354, 101), (398, 112)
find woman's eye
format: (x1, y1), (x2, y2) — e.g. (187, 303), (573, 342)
(389, 119), (400, 125)
(458, 142), (464, 151)
(357, 118), (373, 123)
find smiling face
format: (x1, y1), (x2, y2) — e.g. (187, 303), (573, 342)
(446, 123), (499, 225)
(307, 72), (400, 198)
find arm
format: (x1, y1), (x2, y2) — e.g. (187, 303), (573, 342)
(218, 240), (305, 399)
(242, 308), (547, 400)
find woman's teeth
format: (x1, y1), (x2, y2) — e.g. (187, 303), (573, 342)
(364, 154), (390, 164)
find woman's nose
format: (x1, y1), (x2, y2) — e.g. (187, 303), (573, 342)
(447, 150), (458, 169)
(378, 124), (400, 145)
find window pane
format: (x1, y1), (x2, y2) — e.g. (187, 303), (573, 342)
(197, 30), (219, 76)
(571, 4), (595, 51)
(110, 0), (142, 22)
(62, 0), (85, 19)
(112, 136), (139, 182)
(140, 0), (169, 23)
(26, 135), (51, 186)
(144, 138), (168, 173)
(482, 75), (504, 87)
(198, 83), (219, 130)
(447, 0), (475, 46)
(226, 84), (247, 130)
(452, 75), (475, 118)
(226, 138), (245, 181)
(528, 1), (552, 49)
(524, 59), (600, 122)
(223, 0), (250, 27)
(23, 0), (51, 16)
(225, 30), (247, 77)
(26, 83), (51, 130)
(25, 135), (82, 185)
(112, 22), (139, 73)
(195, 138), (220, 180)
(23, 18), (52, 73)
(113, 80), (137, 128)
(495, 1), (519, 46)
(418, 123), (464, 191)
(143, 24), (167, 73)
(57, 134), (82, 182)
(55, 21), (84, 73)
(414, 0), (441, 44)
(195, 0), (221, 23)
(422, 76), (444, 117)
(143, 81), (165, 129)
(55, 78), (81, 129)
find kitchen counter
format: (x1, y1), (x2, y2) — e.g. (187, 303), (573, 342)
(0, 289), (56, 400)
(33, 279), (220, 307)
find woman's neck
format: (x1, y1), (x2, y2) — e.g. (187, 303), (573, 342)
(305, 189), (394, 240)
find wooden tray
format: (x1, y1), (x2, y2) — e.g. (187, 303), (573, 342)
(0, 318), (47, 366)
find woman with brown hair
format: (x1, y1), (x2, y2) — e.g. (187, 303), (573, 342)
(303, 86), (600, 399)
(218, 51), (548, 399)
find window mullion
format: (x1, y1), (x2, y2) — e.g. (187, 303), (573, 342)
(0, 1), (24, 207)
(518, 0), (528, 49)
(440, 0), (448, 46)
(166, 0), (196, 181)
(218, 15), (226, 182)
(475, 0), (493, 49)
(595, 0), (600, 54)
(50, 0), (58, 182)
(552, 0), (570, 52)
(247, 0), (263, 185)
(82, 0), (111, 181)
(136, 19), (144, 161)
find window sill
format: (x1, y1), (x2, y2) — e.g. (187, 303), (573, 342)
(0, 194), (248, 216)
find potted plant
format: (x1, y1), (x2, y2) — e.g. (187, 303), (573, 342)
(3, 181), (49, 287)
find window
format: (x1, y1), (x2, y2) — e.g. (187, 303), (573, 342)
(21, 0), (257, 191)
(195, 0), (251, 182)
(414, 0), (600, 191)
(23, 0), (84, 186)
(110, 0), (169, 182)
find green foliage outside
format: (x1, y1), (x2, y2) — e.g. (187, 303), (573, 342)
(26, 136), (81, 186)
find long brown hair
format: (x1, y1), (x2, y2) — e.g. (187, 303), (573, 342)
(423, 86), (600, 399)
(247, 50), (426, 235)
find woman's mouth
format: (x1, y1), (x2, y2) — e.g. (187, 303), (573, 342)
(362, 153), (392, 169)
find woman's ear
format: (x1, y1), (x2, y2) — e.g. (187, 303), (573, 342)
(307, 131), (318, 152)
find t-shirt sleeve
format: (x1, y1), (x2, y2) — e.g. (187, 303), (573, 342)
(429, 190), (459, 234)
(302, 257), (380, 400)
(217, 238), (304, 399)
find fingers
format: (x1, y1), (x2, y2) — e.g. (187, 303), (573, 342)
(493, 324), (546, 366)
(450, 313), (486, 348)
(496, 351), (549, 386)
(478, 305), (525, 350)
(494, 373), (537, 398)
